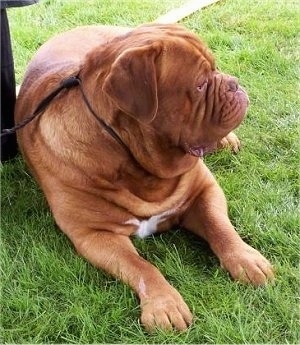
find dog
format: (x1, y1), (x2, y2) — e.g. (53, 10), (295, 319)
(15, 24), (274, 332)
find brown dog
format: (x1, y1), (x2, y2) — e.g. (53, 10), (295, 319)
(15, 24), (274, 332)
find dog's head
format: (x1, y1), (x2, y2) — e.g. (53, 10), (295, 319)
(102, 24), (249, 159)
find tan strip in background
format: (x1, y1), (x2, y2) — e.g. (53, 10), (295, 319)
(154, 0), (220, 24)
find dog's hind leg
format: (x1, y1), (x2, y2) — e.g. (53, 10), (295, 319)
(217, 131), (241, 153)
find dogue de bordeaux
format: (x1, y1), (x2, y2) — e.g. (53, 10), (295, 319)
(15, 24), (274, 332)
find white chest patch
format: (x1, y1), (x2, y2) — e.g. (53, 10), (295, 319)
(125, 209), (176, 239)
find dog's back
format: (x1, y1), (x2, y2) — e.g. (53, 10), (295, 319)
(19, 26), (131, 92)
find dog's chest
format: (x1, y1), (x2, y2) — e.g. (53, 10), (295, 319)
(125, 209), (177, 238)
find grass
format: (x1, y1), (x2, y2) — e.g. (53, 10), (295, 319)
(1, 0), (299, 343)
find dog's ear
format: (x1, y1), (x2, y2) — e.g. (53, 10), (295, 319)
(103, 45), (159, 124)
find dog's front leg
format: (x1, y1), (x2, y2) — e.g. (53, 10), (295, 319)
(70, 229), (192, 332)
(181, 171), (274, 286)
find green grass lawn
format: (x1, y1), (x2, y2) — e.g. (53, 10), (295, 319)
(1, 0), (299, 343)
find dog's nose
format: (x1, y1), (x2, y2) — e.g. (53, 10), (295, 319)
(228, 77), (239, 92)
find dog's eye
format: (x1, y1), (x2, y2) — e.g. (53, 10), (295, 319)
(197, 81), (208, 92)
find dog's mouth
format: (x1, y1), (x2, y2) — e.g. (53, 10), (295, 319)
(188, 146), (204, 158)
(185, 143), (217, 158)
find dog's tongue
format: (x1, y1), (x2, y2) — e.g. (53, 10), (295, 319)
(188, 146), (204, 158)
(188, 143), (218, 158)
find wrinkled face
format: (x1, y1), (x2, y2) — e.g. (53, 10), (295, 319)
(103, 24), (249, 158)
(154, 37), (249, 157)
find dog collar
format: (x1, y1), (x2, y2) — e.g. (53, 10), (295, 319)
(1, 76), (133, 158)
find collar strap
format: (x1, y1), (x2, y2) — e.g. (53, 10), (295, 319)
(74, 77), (132, 156)
(1, 76), (79, 137)
(1, 76), (132, 158)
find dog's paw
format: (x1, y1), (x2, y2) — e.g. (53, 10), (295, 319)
(140, 288), (193, 332)
(220, 242), (275, 286)
(218, 131), (241, 153)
